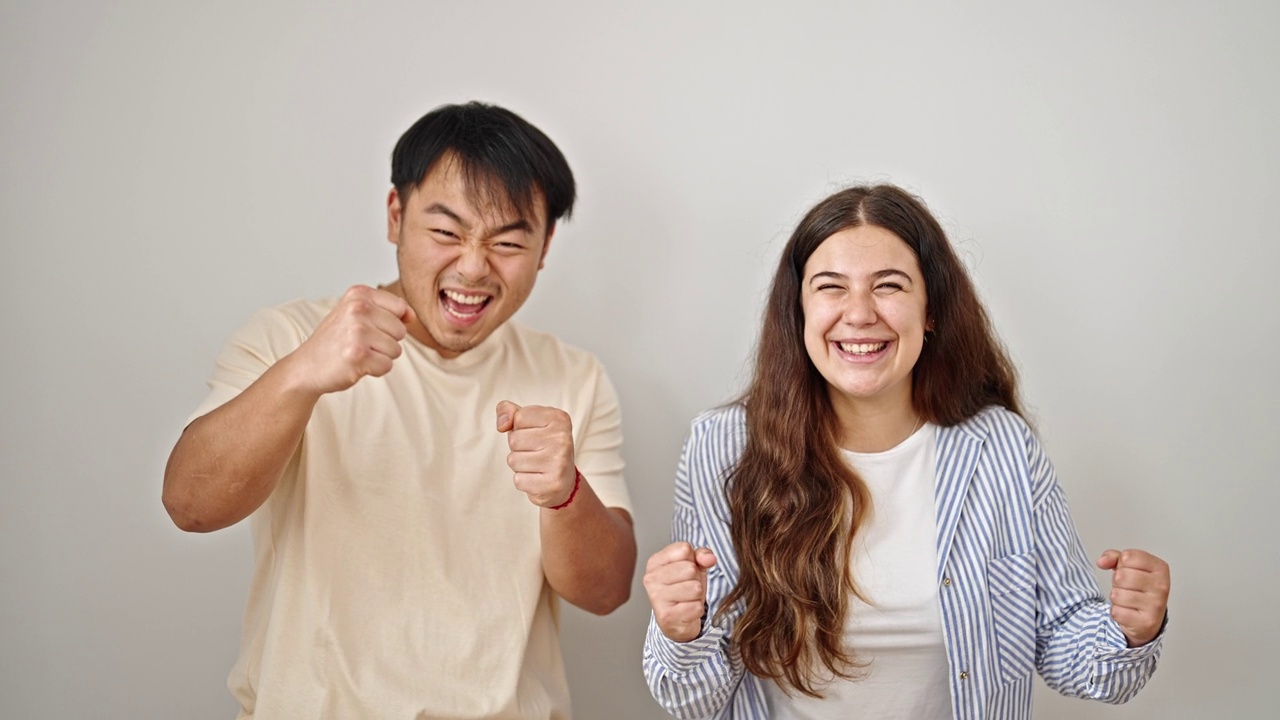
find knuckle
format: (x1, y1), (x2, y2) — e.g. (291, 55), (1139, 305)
(341, 344), (367, 364)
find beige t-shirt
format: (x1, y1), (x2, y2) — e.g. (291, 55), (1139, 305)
(190, 298), (632, 720)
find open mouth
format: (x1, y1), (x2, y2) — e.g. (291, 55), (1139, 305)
(836, 341), (888, 356)
(440, 288), (492, 320)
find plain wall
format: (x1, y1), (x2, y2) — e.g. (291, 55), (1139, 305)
(2, 0), (1276, 717)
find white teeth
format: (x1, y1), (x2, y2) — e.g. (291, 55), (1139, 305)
(443, 289), (488, 305)
(838, 341), (887, 355)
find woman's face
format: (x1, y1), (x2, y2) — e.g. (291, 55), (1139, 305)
(801, 224), (929, 417)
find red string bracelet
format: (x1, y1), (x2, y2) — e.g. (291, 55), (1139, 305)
(549, 468), (582, 510)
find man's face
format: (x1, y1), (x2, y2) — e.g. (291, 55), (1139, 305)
(387, 156), (553, 357)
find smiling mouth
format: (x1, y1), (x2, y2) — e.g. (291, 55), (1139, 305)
(440, 288), (492, 318)
(837, 341), (888, 355)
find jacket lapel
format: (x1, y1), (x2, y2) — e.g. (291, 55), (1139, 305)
(933, 421), (985, 583)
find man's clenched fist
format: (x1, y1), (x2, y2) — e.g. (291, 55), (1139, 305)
(496, 401), (576, 507)
(286, 285), (415, 396)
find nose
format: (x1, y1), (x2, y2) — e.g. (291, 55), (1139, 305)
(842, 290), (877, 326)
(455, 241), (491, 282)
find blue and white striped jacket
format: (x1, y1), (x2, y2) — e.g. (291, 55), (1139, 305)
(643, 404), (1162, 719)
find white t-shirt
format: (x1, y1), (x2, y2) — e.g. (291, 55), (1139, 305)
(765, 423), (951, 719)
(190, 298), (632, 720)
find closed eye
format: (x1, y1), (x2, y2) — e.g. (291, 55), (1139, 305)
(874, 282), (905, 293)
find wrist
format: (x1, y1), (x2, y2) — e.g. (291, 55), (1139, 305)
(1125, 611), (1169, 648)
(272, 352), (329, 403)
(548, 468), (582, 510)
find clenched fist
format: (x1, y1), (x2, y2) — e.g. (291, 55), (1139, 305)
(495, 401), (576, 507)
(1096, 548), (1171, 647)
(644, 542), (718, 642)
(285, 285), (415, 396)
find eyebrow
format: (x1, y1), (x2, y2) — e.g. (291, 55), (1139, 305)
(425, 202), (532, 236)
(807, 269), (914, 283)
(424, 203), (467, 228)
(870, 268), (913, 282)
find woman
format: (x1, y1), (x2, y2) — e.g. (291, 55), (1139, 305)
(642, 185), (1169, 719)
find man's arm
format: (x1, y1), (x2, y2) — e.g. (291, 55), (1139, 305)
(496, 401), (637, 614)
(541, 485), (637, 615)
(162, 286), (414, 532)
(163, 356), (320, 532)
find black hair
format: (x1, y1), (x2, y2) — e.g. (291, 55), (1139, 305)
(390, 101), (576, 230)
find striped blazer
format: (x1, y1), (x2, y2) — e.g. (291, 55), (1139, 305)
(643, 404), (1163, 719)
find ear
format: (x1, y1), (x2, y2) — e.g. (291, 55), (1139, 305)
(537, 222), (557, 270)
(386, 188), (404, 245)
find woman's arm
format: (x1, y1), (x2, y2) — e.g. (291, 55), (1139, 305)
(1026, 428), (1167, 703)
(643, 411), (755, 718)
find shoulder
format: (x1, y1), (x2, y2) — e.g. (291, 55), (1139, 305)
(939, 405), (1043, 473)
(675, 405), (745, 515)
(947, 405), (1034, 444)
(221, 296), (335, 359)
(682, 404), (748, 463)
(270, 297), (336, 332)
(689, 403), (747, 438)
(242, 296), (334, 332)
(944, 406), (1056, 493)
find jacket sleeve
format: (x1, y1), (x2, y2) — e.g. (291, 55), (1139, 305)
(1025, 426), (1164, 703)
(642, 415), (749, 719)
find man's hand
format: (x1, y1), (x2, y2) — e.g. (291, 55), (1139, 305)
(495, 401), (576, 507)
(286, 285), (415, 396)
(1096, 548), (1171, 647)
(644, 542), (718, 643)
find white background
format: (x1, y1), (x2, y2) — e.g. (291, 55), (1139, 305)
(2, 1), (1276, 718)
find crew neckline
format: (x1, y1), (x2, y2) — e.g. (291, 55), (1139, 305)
(842, 421), (934, 460)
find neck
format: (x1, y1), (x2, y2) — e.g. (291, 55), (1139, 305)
(831, 392), (922, 453)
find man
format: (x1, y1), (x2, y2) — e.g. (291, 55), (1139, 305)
(163, 102), (637, 719)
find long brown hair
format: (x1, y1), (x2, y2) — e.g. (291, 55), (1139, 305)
(722, 185), (1021, 695)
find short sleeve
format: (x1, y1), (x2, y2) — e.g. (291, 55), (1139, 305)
(186, 307), (309, 426)
(573, 365), (632, 515)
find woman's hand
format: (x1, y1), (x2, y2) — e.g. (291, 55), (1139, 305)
(1097, 548), (1171, 647)
(644, 542), (718, 642)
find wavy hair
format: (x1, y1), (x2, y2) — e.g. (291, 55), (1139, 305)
(721, 185), (1022, 696)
